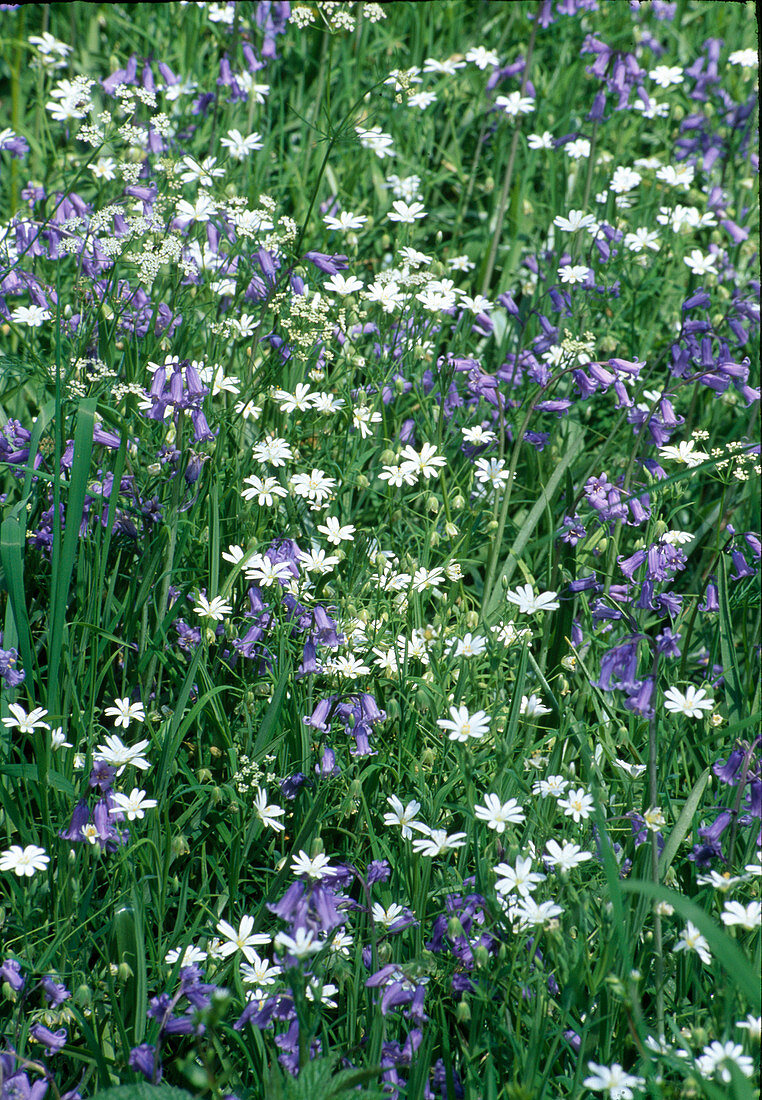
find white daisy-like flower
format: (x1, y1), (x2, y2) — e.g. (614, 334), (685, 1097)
(474, 794), (525, 833)
(505, 584), (559, 615)
(0, 844), (50, 878)
(104, 697), (146, 729)
(436, 705), (490, 743)
(193, 594), (233, 621)
(663, 685), (713, 718)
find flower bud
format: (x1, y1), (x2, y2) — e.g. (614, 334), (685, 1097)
(456, 999), (471, 1023)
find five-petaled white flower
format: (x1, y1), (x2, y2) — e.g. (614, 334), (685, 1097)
(0, 844), (50, 877)
(672, 921), (711, 965)
(104, 698), (146, 729)
(216, 915), (271, 964)
(383, 796), (424, 839)
(291, 850), (335, 880)
(254, 788), (285, 832)
(544, 840), (593, 871)
(2, 704), (50, 734)
(387, 200), (427, 224)
(274, 927), (322, 959)
(436, 705), (490, 743)
(558, 787), (595, 822)
(194, 594), (233, 621)
(474, 794), (525, 833)
(583, 1062), (646, 1099)
(109, 788), (158, 821)
(721, 900), (761, 930)
(663, 685), (713, 718)
(94, 734), (151, 775)
(411, 827), (467, 857)
(505, 584), (559, 615)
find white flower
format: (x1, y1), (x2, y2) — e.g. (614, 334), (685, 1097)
(352, 405), (383, 438)
(371, 902), (409, 927)
(583, 1062), (646, 1099)
(298, 548), (339, 575)
(90, 157), (118, 180)
(553, 210), (596, 233)
(649, 65), (684, 87)
(527, 130), (554, 149)
(383, 796), (424, 839)
(0, 845), (50, 877)
(510, 897), (564, 929)
(453, 633), (487, 658)
(558, 264), (592, 285)
(494, 856), (545, 897)
(659, 440), (709, 467)
(407, 91), (437, 110)
(10, 305), (50, 327)
(271, 382), (315, 413)
(721, 901), (761, 930)
(243, 555), (294, 588)
(399, 443), (447, 480)
(2, 704), (50, 734)
(241, 475), (288, 507)
(317, 517), (356, 545)
(216, 916), (270, 964)
(663, 685), (713, 718)
(565, 138), (591, 159)
(683, 249), (718, 276)
(324, 273), (364, 296)
(324, 210), (368, 231)
(94, 734), (151, 775)
(194, 594), (233, 621)
(474, 457), (512, 490)
(423, 56), (466, 74)
(474, 794), (525, 833)
(240, 952), (281, 986)
(609, 166), (642, 194)
(274, 928), (322, 958)
(466, 46), (500, 69)
(387, 200), (427, 224)
(695, 1041), (755, 1083)
(364, 280), (404, 312)
(291, 850), (335, 880)
(495, 92), (535, 117)
(655, 164), (694, 188)
(220, 129), (263, 159)
(165, 944), (207, 967)
(672, 921), (711, 965)
(736, 1014), (761, 1039)
(463, 426), (496, 445)
(520, 694), (552, 717)
(532, 775), (569, 798)
(50, 728), (72, 750)
(436, 705), (490, 743)
(544, 840), (593, 871)
(505, 584), (559, 615)
(613, 759), (647, 779)
(252, 437), (294, 467)
(728, 49), (758, 68)
(624, 228), (661, 253)
(379, 462), (417, 488)
(558, 787), (594, 822)
(104, 697), (146, 729)
(289, 468), (337, 506)
(411, 827), (467, 857)
(109, 788), (158, 821)
(254, 788), (285, 832)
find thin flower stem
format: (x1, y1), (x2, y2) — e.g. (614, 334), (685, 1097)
(649, 649), (664, 1040)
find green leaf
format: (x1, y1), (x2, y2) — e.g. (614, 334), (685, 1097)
(484, 420), (584, 618)
(620, 880), (761, 1011)
(717, 556), (745, 724)
(658, 767), (710, 878)
(89, 1087), (194, 1100)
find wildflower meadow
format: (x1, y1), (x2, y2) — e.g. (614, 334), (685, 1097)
(0, 1), (759, 1097)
